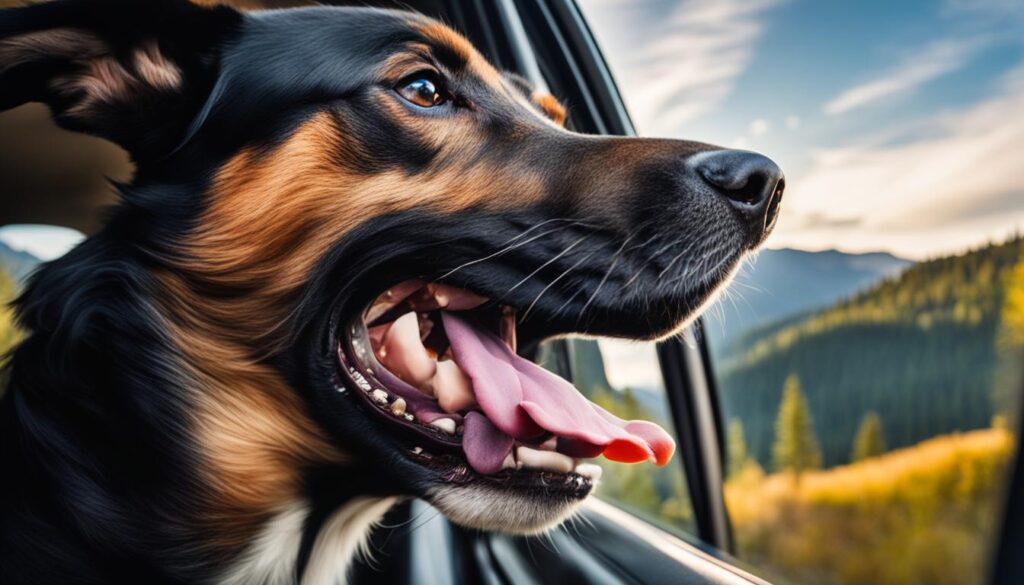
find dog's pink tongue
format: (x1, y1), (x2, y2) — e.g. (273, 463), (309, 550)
(441, 312), (675, 470)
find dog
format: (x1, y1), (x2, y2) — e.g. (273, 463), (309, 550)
(0, 1), (784, 583)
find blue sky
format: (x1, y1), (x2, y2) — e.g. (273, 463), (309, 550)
(580, 0), (1024, 259)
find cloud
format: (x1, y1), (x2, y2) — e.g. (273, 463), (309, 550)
(749, 118), (770, 136)
(785, 115), (801, 130)
(580, 0), (784, 136)
(823, 37), (989, 115)
(786, 212), (864, 230)
(773, 61), (1024, 258)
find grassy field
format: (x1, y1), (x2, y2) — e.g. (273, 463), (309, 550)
(725, 426), (1015, 585)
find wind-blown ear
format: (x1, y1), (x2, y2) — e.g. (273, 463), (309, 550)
(0, 0), (240, 158)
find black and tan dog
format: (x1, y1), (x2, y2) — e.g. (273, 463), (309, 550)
(0, 1), (783, 583)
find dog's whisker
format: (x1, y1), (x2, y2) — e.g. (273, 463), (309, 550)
(574, 232), (636, 326)
(435, 219), (586, 282)
(503, 234), (591, 296)
(521, 246), (600, 322)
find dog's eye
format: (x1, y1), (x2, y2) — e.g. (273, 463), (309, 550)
(396, 73), (448, 108)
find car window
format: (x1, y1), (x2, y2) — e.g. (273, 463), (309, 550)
(0, 224), (85, 390)
(580, 1), (1024, 584)
(538, 338), (698, 538)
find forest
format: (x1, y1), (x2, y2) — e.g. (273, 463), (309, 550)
(713, 236), (1024, 467)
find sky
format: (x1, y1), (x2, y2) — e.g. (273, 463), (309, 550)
(579, 0), (1024, 260)
(0, 224), (84, 261)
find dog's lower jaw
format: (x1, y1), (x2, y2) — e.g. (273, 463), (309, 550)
(219, 496), (400, 585)
(427, 484), (589, 535)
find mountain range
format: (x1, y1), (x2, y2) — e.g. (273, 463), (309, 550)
(704, 247), (912, 345)
(0, 240), (41, 284)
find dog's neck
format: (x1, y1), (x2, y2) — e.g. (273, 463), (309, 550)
(220, 497), (400, 585)
(0, 232), (381, 583)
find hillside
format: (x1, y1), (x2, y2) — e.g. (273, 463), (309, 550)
(0, 241), (41, 284)
(717, 236), (1024, 468)
(727, 426), (1013, 585)
(705, 247), (911, 343)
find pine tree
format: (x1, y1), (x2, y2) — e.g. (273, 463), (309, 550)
(994, 258), (1024, 419)
(727, 418), (750, 479)
(851, 411), (887, 462)
(772, 374), (822, 477)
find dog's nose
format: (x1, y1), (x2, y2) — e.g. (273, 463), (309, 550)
(692, 149), (785, 233)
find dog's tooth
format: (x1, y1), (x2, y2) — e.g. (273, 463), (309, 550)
(538, 436), (557, 451)
(432, 288), (450, 308)
(501, 452), (516, 470)
(379, 312), (436, 392)
(515, 446), (574, 474)
(370, 389), (389, 405)
(429, 418), (457, 435)
(403, 413), (415, 422)
(349, 368), (372, 391)
(573, 463), (603, 482)
(432, 360), (476, 413)
(390, 397), (407, 416)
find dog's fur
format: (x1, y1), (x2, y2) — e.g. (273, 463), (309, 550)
(0, 1), (777, 583)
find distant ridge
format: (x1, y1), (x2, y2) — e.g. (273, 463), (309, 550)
(0, 241), (41, 284)
(704, 247), (913, 344)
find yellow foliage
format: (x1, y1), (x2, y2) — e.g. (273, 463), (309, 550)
(1000, 260), (1024, 348)
(726, 428), (1015, 585)
(0, 267), (21, 357)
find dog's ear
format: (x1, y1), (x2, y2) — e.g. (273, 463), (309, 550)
(0, 0), (240, 159)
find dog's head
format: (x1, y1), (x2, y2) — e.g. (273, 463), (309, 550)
(1, 0), (782, 546)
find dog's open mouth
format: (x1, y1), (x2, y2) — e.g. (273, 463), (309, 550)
(336, 279), (675, 495)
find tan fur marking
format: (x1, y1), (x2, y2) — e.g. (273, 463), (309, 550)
(170, 111), (543, 548)
(1, 29), (180, 116)
(532, 92), (567, 127)
(183, 112), (543, 351)
(417, 21), (474, 64)
(0, 28), (105, 73)
(414, 21), (504, 87)
(154, 271), (345, 551)
(134, 40), (183, 89)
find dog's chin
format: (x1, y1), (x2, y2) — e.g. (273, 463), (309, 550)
(427, 482), (586, 534)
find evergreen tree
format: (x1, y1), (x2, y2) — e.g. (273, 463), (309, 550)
(851, 411), (887, 462)
(727, 418), (751, 478)
(772, 374), (822, 477)
(994, 258), (1024, 420)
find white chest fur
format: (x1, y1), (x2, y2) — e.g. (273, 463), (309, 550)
(220, 496), (399, 585)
